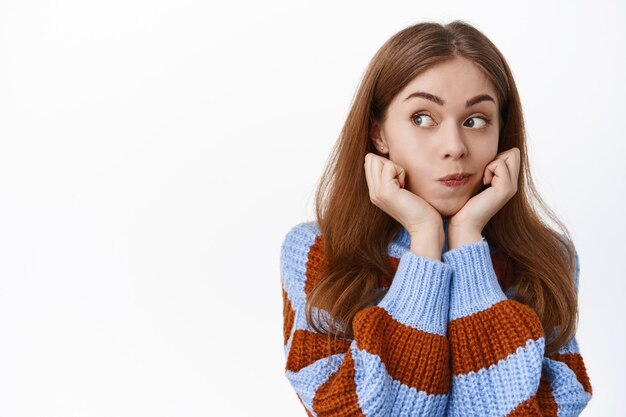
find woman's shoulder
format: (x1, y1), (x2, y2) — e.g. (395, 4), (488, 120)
(280, 220), (322, 260)
(281, 220), (321, 250)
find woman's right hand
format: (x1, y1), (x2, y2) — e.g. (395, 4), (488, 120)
(364, 152), (443, 236)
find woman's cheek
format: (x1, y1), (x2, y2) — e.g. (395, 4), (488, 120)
(471, 176), (487, 196)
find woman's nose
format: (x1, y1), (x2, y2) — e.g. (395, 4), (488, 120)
(440, 125), (468, 159)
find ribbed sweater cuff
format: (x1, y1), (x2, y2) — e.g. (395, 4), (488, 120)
(442, 239), (507, 321)
(377, 250), (452, 335)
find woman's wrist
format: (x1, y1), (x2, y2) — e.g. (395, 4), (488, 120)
(447, 226), (484, 250)
(409, 226), (444, 261)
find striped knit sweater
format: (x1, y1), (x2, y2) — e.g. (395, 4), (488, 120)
(280, 218), (593, 416)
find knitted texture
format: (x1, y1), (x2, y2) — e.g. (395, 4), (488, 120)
(280, 220), (592, 416)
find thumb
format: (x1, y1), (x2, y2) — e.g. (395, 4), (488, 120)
(483, 160), (497, 185)
(398, 166), (406, 188)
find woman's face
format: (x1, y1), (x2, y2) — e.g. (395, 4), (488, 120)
(371, 57), (501, 219)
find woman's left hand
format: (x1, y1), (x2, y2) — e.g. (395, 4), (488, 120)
(448, 147), (521, 241)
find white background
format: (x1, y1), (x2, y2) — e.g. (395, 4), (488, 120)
(0, 1), (623, 416)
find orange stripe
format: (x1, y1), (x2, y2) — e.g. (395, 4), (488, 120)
(312, 348), (366, 416)
(549, 352), (593, 394)
(448, 300), (544, 374)
(286, 329), (352, 373)
(282, 288), (295, 345)
(304, 235), (326, 297)
(535, 369), (559, 416)
(353, 306), (451, 394)
(304, 236), (404, 295)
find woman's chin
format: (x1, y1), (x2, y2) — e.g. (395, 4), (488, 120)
(436, 208), (460, 218)
(430, 197), (469, 218)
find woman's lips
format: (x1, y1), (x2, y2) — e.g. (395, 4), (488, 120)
(438, 176), (470, 187)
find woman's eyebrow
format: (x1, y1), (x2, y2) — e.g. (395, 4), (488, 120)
(403, 91), (495, 108)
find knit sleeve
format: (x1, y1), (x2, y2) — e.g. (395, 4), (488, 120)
(281, 222), (452, 416)
(442, 240), (593, 417)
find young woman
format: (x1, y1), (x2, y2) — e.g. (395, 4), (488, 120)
(280, 20), (592, 416)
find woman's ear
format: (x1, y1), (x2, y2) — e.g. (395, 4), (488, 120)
(370, 121), (388, 154)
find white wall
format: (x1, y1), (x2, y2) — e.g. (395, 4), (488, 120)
(0, 0), (622, 416)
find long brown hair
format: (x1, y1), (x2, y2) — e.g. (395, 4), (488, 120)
(305, 20), (578, 357)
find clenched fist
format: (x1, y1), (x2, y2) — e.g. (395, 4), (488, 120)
(364, 153), (443, 236)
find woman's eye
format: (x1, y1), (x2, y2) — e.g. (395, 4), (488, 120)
(411, 113), (492, 129)
(464, 116), (491, 129)
(411, 113), (436, 127)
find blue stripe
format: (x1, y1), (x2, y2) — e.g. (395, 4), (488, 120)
(376, 250), (452, 335)
(280, 222), (321, 354)
(443, 240), (508, 321)
(284, 353), (345, 416)
(280, 222), (319, 307)
(542, 355), (591, 416)
(352, 345), (448, 416)
(447, 337), (545, 417)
